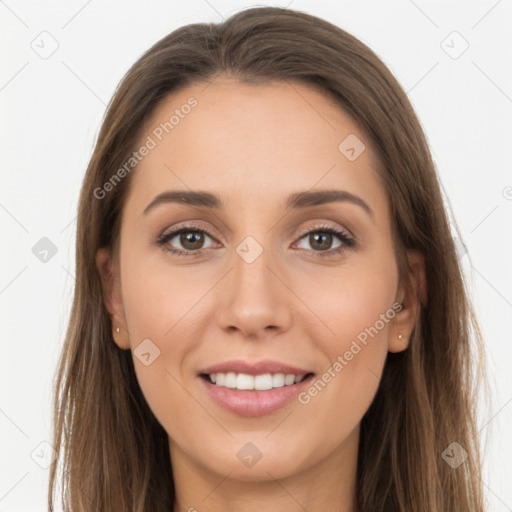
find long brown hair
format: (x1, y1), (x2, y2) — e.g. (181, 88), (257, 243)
(48, 6), (487, 511)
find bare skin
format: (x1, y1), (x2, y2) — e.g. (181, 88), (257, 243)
(96, 77), (425, 512)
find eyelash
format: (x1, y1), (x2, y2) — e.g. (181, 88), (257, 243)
(156, 222), (355, 259)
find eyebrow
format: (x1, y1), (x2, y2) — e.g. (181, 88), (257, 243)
(142, 189), (374, 221)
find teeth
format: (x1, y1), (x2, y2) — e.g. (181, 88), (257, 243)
(224, 372), (237, 388)
(207, 372), (308, 390)
(254, 374), (273, 390)
(272, 373), (285, 387)
(284, 374), (295, 386)
(237, 373), (255, 390)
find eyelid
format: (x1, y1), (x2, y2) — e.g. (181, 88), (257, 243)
(160, 220), (221, 240)
(160, 220), (352, 241)
(293, 220), (354, 240)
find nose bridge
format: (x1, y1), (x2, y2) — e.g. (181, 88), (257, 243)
(215, 230), (292, 336)
(234, 234), (274, 295)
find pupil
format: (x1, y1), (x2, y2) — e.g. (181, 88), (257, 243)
(311, 232), (331, 250)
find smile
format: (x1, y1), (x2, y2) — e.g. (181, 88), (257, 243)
(202, 372), (312, 390)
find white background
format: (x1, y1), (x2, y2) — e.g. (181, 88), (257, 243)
(1, 0), (511, 510)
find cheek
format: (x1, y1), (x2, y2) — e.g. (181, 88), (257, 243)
(118, 249), (214, 436)
(121, 274), (208, 444)
(119, 242), (205, 342)
(291, 258), (397, 427)
(289, 296), (392, 473)
(294, 251), (398, 351)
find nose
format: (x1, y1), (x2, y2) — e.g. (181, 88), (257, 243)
(215, 240), (293, 340)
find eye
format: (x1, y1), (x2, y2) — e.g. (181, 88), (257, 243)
(294, 224), (355, 258)
(156, 223), (218, 256)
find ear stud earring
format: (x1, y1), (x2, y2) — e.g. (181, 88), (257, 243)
(116, 327), (120, 333)
(398, 333), (404, 341)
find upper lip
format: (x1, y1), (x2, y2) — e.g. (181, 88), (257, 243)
(198, 359), (314, 377)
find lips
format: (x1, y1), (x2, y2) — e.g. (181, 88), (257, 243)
(197, 359), (316, 416)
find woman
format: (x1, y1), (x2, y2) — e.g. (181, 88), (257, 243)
(48, 6), (487, 511)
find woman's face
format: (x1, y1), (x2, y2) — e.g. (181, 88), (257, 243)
(97, 77), (422, 484)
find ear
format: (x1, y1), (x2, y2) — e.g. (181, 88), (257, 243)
(389, 249), (427, 353)
(95, 247), (130, 350)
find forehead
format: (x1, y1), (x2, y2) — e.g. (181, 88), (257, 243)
(125, 78), (388, 218)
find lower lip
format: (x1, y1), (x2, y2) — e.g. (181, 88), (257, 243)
(198, 374), (315, 417)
